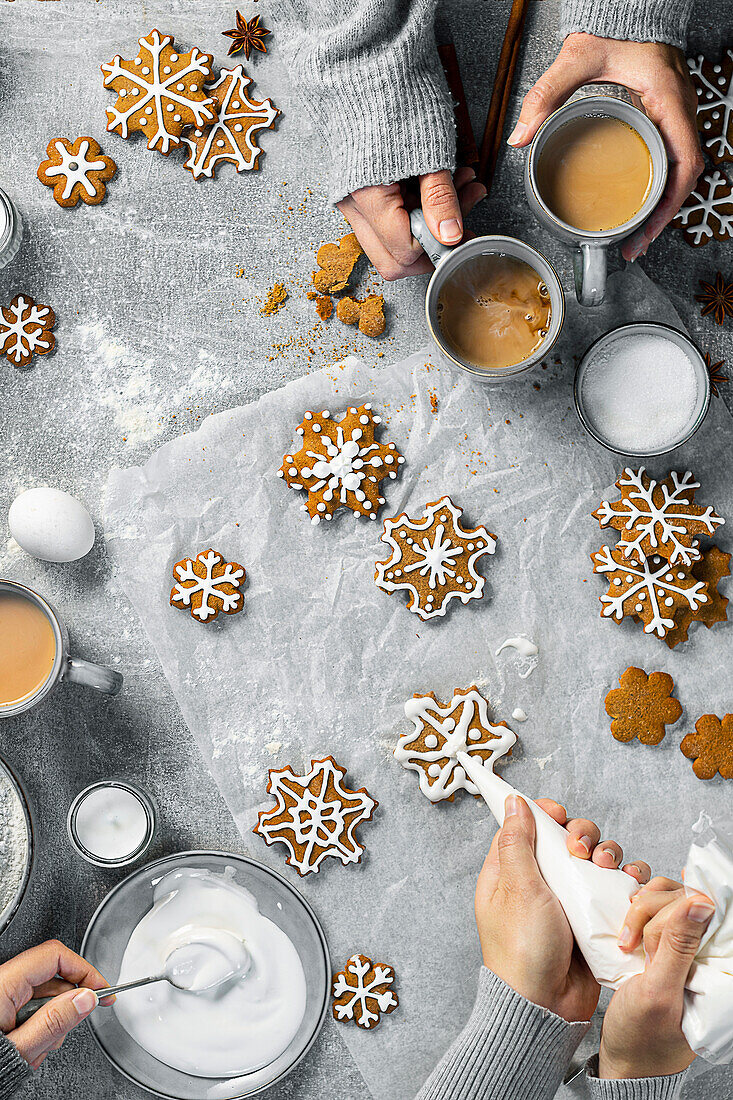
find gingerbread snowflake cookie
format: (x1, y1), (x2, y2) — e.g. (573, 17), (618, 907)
(663, 545), (730, 649)
(396, 687), (516, 802)
(183, 65), (279, 179)
(375, 496), (496, 620)
(37, 137), (116, 207)
(689, 50), (733, 164)
(604, 667), (682, 746)
(592, 546), (709, 640)
(254, 756), (377, 876)
(278, 404), (404, 525)
(0, 295), (56, 368)
(170, 548), (245, 623)
(332, 955), (398, 1030)
(673, 170), (733, 246)
(102, 29), (216, 155)
(593, 468), (724, 567)
(681, 714), (733, 780)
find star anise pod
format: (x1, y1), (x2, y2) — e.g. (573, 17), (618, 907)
(695, 271), (733, 325)
(222, 12), (270, 59)
(703, 351), (727, 397)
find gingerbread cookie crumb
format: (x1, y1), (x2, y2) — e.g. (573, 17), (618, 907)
(261, 283), (288, 315)
(315, 295), (333, 322)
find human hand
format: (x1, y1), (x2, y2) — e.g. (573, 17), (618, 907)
(508, 35), (704, 260)
(336, 167), (487, 280)
(0, 940), (111, 1071)
(599, 880), (714, 1079)
(476, 795), (650, 1023)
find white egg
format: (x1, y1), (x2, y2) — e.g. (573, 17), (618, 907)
(8, 487), (95, 563)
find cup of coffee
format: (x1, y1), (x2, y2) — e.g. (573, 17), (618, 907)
(0, 580), (123, 718)
(525, 96), (667, 307)
(410, 210), (564, 382)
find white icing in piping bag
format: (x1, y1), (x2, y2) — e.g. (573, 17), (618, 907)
(457, 753), (644, 986)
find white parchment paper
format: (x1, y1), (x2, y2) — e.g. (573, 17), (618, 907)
(105, 267), (733, 1099)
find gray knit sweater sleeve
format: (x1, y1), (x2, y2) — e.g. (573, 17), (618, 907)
(0, 1034), (31, 1098)
(273, 0), (456, 204)
(560, 0), (694, 49)
(585, 1054), (690, 1099)
(416, 967), (590, 1100)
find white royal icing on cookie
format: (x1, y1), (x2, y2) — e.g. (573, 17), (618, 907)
(395, 689), (516, 802)
(183, 66), (278, 179)
(593, 546), (708, 638)
(0, 296), (54, 365)
(170, 549), (244, 621)
(674, 170), (733, 245)
(332, 955), (398, 1029)
(43, 139), (109, 201)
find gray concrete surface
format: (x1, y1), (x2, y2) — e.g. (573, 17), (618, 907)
(0, 2), (731, 1098)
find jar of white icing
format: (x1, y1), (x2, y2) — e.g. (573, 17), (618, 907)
(0, 187), (23, 271)
(67, 781), (156, 868)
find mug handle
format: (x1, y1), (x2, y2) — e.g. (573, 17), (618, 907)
(64, 656), (123, 696)
(409, 209), (455, 268)
(573, 243), (607, 307)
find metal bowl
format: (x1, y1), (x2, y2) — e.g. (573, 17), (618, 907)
(81, 851), (330, 1099)
(0, 753), (34, 936)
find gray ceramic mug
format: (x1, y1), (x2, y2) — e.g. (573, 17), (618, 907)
(0, 580), (123, 717)
(409, 210), (564, 383)
(524, 96), (668, 307)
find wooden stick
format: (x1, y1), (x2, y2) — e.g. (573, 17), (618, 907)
(478, 0), (530, 192)
(438, 42), (479, 167)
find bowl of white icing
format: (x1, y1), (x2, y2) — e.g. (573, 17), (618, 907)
(574, 322), (710, 457)
(81, 851), (330, 1099)
(0, 753), (33, 935)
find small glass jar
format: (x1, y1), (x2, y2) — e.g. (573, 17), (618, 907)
(0, 187), (23, 271)
(67, 780), (156, 869)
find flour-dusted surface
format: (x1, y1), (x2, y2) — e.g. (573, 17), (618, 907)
(2, 1), (733, 1099)
(0, 765), (29, 927)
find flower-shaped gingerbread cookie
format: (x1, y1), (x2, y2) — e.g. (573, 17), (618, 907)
(396, 687), (516, 802)
(376, 496), (496, 620)
(332, 954), (398, 1030)
(254, 756), (377, 876)
(278, 403), (404, 525)
(681, 714), (733, 779)
(0, 295), (56, 369)
(593, 468), (724, 567)
(605, 667), (682, 746)
(37, 137), (116, 208)
(170, 548), (245, 623)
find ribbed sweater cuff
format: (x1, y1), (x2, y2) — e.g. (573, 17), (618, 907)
(560, 0), (693, 49)
(416, 967), (590, 1100)
(0, 1034), (31, 1097)
(585, 1054), (691, 1099)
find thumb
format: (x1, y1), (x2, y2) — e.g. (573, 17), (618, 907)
(647, 894), (715, 993)
(497, 795), (540, 885)
(508, 53), (598, 147)
(419, 170), (463, 247)
(8, 987), (98, 1066)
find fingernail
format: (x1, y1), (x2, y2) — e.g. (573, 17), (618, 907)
(577, 835), (593, 855)
(505, 795), (519, 816)
(601, 846), (619, 864)
(73, 988), (98, 1015)
(476, 185), (488, 200)
(507, 122), (529, 146)
(689, 902), (715, 923)
(627, 864), (642, 877)
(618, 925), (632, 948)
(439, 218), (462, 243)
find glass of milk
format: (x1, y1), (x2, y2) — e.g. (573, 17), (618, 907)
(67, 781), (156, 868)
(574, 323), (710, 457)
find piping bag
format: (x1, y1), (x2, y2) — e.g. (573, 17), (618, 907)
(458, 752), (733, 1064)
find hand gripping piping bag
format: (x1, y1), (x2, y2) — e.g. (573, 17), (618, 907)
(458, 752), (733, 1063)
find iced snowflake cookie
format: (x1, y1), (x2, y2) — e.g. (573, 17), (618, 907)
(593, 468), (724, 567)
(681, 714), (733, 780)
(375, 496), (496, 621)
(592, 545), (708, 640)
(183, 65), (279, 179)
(101, 29), (216, 155)
(332, 955), (398, 1030)
(689, 50), (733, 165)
(604, 667), (682, 746)
(170, 548), (245, 623)
(0, 295), (56, 368)
(254, 756), (377, 876)
(396, 687), (516, 802)
(673, 170), (733, 246)
(663, 545), (730, 650)
(278, 403), (404, 525)
(37, 137), (116, 208)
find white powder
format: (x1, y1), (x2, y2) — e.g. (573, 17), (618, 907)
(580, 333), (701, 453)
(0, 767), (29, 927)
